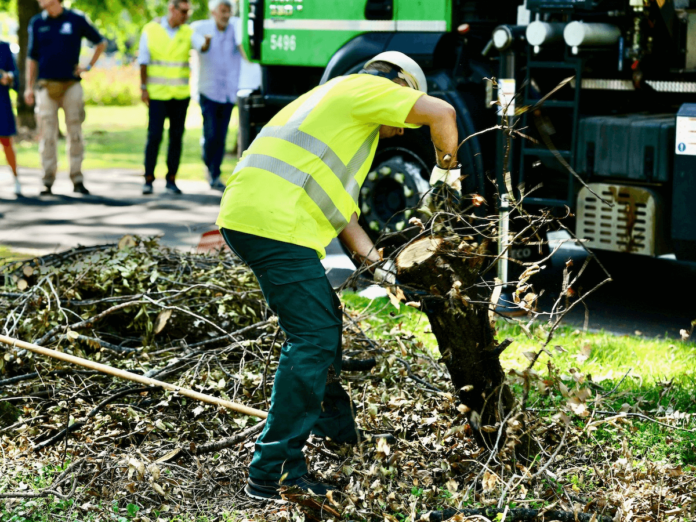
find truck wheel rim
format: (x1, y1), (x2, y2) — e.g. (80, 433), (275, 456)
(360, 147), (430, 234)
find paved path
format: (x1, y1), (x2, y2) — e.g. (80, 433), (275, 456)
(0, 165), (355, 268)
(529, 240), (696, 341)
(0, 168), (224, 253)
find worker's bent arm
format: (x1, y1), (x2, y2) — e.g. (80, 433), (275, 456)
(338, 213), (382, 269)
(405, 96), (459, 169)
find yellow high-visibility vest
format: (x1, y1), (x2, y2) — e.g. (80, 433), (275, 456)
(144, 22), (192, 100)
(216, 74), (424, 258)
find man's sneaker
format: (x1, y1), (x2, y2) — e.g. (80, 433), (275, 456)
(142, 182), (154, 195)
(210, 178), (226, 191)
(13, 179), (22, 196)
(39, 185), (52, 196)
(165, 182), (182, 195)
(73, 182), (90, 195)
(245, 474), (336, 501)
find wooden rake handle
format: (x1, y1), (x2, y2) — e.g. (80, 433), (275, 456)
(0, 334), (268, 419)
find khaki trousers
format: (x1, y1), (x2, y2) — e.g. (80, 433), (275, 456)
(36, 82), (86, 187)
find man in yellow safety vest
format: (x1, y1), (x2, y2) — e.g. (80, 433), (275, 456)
(216, 51), (462, 501)
(139, 0), (211, 195)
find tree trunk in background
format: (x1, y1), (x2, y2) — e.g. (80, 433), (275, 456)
(16, 0), (41, 129)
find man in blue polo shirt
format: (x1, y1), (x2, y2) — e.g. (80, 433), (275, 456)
(25, 0), (106, 196)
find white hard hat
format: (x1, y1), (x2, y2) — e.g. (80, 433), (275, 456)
(364, 51), (428, 94)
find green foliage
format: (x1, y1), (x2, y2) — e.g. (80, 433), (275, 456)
(0, 0), (15, 24)
(71, 0), (212, 53)
(126, 504), (140, 517)
(410, 487), (423, 497)
(82, 66), (140, 106)
(0, 401), (21, 427)
(6, 0), (213, 57)
(0, 462), (78, 522)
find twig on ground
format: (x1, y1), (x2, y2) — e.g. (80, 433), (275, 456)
(395, 358), (443, 394)
(191, 420), (266, 455)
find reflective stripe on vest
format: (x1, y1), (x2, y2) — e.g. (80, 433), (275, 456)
(151, 60), (190, 68)
(236, 153), (349, 232)
(148, 77), (190, 86)
(145, 22), (192, 100)
(248, 78), (379, 231)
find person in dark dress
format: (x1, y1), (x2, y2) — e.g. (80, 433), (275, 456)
(0, 40), (20, 196)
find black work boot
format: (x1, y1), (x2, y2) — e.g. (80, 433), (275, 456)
(39, 185), (52, 196)
(245, 473), (336, 501)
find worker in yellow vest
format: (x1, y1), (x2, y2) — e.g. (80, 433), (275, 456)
(138, 0), (211, 195)
(217, 52), (462, 501)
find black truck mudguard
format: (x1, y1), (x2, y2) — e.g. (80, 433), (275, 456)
(320, 32), (445, 83)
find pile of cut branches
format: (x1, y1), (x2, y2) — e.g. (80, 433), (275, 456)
(0, 238), (694, 522)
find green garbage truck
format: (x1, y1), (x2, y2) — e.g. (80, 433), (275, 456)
(236, 0), (696, 262)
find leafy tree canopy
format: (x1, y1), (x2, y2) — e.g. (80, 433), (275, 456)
(6, 0), (214, 55)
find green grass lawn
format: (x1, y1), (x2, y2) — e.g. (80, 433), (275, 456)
(342, 294), (696, 388)
(14, 105), (239, 182)
(0, 245), (30, 264)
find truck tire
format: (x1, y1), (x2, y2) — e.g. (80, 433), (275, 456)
(359, 130), (433, 244)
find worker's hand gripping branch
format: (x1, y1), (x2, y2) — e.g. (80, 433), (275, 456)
(374, 259), (397, 285)
(430, 154), (462, 192)
(427, 153), (463, 211)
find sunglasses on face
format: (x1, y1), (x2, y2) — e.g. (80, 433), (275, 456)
(175, 6), (191, 15)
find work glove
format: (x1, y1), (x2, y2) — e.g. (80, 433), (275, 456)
(426, 164), (463, 211)
(374, 259), (397, 285)
(375, 263), (438, 313)
(429, 164), (462, 192)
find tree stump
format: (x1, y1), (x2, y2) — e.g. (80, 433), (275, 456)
(395, 236), (516, 451)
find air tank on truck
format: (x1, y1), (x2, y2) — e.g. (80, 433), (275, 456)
(237, 0), (696, 263)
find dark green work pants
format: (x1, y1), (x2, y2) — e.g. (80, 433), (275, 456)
(221, 229), (358, 482)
